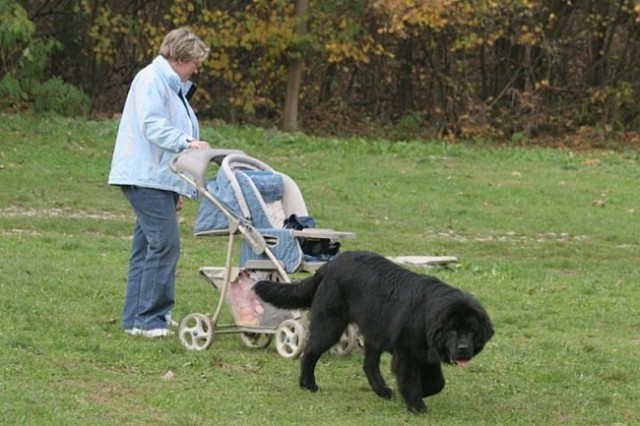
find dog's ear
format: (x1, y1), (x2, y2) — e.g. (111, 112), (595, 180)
(426, 326), (444, 362)
(425, 310), (447, 362)
(473, 312), (494, 355)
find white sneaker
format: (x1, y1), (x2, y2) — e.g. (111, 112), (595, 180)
(166, 314), (179, 328)
(124, 328), (142, 335)
(141, 328), (174, 338)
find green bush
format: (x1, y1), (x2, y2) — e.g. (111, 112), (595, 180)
(32, 77), (90, 117)
(1, 0), (63, 113)
(0, 74), (25, 109)
(389, 111), (424, 141)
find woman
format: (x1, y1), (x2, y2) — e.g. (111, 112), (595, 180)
(108, 27), (211, 337)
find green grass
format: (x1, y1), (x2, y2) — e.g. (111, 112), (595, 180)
(1, 113), (639, 425)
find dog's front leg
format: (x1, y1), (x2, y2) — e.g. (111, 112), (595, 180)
(420, 362), (445, 397)
(392, 351), (427, 413)
(363, 343), (392, 399)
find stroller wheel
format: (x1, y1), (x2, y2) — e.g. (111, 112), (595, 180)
(178, 313), (215, 351)
(275, 319), (307, 359)
(239, 332), (273, 349)
(330, 324), (359, 356)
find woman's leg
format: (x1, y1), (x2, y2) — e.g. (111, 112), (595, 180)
(122, 187), (180, 330)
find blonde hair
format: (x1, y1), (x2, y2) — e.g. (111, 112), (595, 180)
(159, 27), (210, 62)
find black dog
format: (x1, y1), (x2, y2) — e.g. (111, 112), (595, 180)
(253, 250), (494, 413)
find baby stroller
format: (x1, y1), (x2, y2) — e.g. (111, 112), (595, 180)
(169, 149), (359, 359)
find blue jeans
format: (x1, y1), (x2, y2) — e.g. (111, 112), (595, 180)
(121, 186), (180, 330)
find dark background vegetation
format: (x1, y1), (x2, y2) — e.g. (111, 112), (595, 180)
(3, 0), (640, 145)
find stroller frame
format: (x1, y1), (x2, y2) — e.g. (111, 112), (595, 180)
(170, 149), (358, 358)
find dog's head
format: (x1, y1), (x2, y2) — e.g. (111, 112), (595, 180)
(426, 294), (494, 366)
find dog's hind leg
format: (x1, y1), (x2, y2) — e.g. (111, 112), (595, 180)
(299, 351), (321, 392)
(363, 344), (392, 399)
(299, 310), (348, 392)
(392, 351), (427, 413)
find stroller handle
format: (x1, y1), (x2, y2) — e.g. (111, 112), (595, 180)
(170, 149), (245, 189)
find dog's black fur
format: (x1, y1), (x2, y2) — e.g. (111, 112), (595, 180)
(253, 250), (494, 412)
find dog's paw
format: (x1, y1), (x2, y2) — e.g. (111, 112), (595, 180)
(374, 386), (393, 399)
(302, 384), (319, 392)
(299, 378), (319, 392)
(407, 401), (428, 414)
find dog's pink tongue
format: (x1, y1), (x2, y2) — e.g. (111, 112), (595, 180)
(456, 360), (469, 368)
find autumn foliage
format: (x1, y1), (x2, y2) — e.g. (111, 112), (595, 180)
(6, 0), (640, 142)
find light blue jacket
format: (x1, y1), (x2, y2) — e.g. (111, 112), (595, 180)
(108, 55), (200, 198)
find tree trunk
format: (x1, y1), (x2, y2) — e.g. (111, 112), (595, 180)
(396, 36), (414, 117)
(282, 0), (309, 132)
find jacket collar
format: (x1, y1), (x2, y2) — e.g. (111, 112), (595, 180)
(152, 55), (195, 96)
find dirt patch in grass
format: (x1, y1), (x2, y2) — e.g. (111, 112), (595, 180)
(0, 207), (130, 221)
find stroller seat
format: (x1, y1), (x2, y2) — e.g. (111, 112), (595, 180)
(171, 149), (355, 274)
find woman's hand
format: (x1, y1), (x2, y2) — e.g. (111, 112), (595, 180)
(188, 140), (210, 150)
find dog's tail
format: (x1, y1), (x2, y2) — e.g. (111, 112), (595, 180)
(253, 271), (323, 310)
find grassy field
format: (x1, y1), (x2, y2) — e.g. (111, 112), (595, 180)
(1, 113), (638, 425)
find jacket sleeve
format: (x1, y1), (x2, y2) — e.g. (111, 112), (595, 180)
(135, 75), (191, 152)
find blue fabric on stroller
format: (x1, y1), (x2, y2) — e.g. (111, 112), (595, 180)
(194, 162), (303, 272)
(239, 228), (302, 273)
(194, 169), (283, 232)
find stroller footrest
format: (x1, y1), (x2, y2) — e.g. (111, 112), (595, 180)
(301, 260), (325, 272)
(292, 228), (356, 240)
(243, 259), (282, 270)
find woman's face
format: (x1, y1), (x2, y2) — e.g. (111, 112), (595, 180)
(171, 59), (200, 82)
